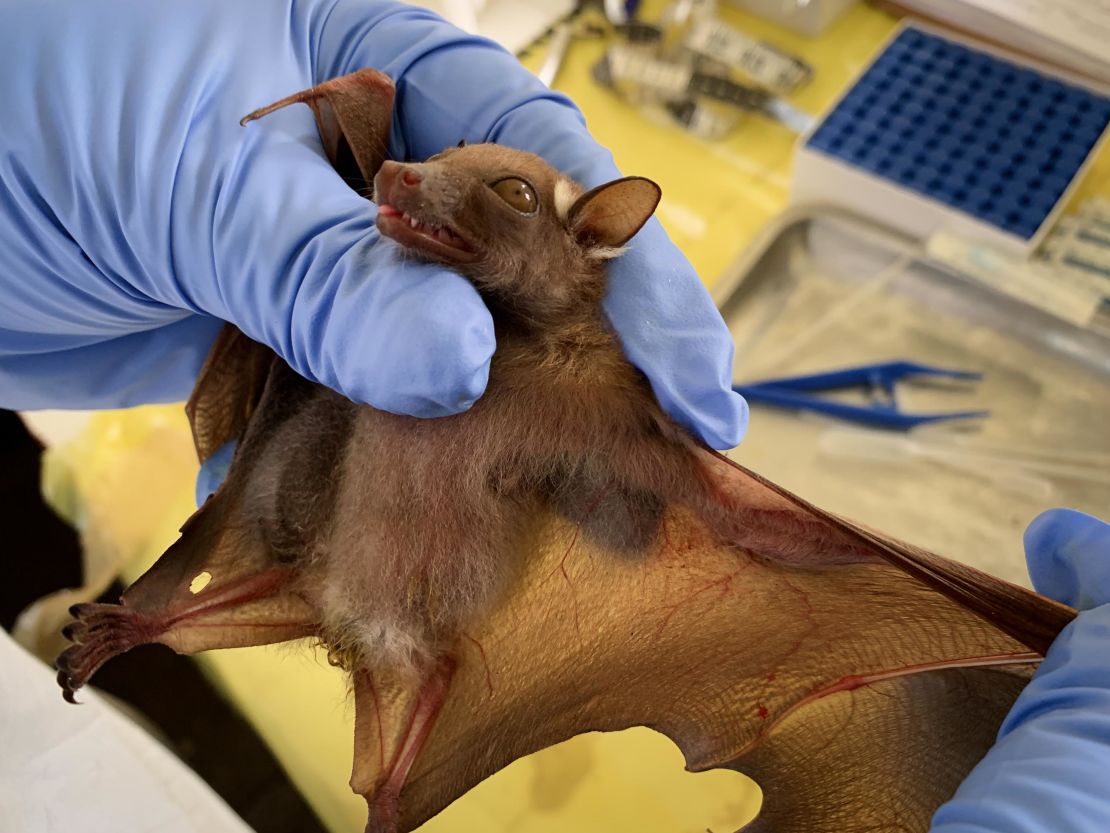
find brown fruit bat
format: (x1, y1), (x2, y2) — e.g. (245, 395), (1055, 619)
(56, 69), (1076, 833)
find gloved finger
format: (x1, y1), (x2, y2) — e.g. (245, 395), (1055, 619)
(929, 604), (1110, 833)
(1025, 508), (1110, 610)
(195, 441), (237, 507)
(188, 102), (495, 418)
(602, 219), (749, 450)
(932, 511), (1110, 831)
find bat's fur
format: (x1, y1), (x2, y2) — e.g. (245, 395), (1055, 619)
(56, 141), (878, 697)
(305, 145), (706, 675)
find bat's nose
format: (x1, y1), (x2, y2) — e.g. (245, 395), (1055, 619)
(375, 161), (424, 204)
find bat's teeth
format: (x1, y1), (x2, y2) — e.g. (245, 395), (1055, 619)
(410, 216), (419, 228)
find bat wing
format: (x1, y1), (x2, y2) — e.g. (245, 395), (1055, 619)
(58, 360), (325, 701)
(240, 68), (396, 191)
(732, 666), (1032, 831)
(701, 451), (1073, 655)
(365, 451), (1071, 832)
(186, 324), (275, 464)
(55, 482), (319, 701)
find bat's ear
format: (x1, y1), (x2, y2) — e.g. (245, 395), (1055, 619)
(240, 68), (396, 188)
(567, 176), (661, 254)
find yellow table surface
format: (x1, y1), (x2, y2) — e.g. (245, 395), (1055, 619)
(39, 3), (1110, 832)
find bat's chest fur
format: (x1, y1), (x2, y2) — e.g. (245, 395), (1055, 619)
(310, 326), (678, 671)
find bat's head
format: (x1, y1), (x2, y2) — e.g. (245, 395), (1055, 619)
(374, 144), (661, 323)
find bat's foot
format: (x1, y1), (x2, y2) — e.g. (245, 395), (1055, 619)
(56, 603), (156, 702)
(354, 657), (457, 833)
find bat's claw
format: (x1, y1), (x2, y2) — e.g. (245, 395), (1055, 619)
(56, 603), (153, 702)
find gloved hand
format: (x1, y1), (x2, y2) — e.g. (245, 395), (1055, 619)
(0, 0), (746, 450)
(930, 508), (1110, 833)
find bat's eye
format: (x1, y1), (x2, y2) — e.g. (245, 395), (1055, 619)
(491, 178), (538, 214)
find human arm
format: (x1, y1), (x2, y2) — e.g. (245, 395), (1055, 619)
(0, 0), (745, 447)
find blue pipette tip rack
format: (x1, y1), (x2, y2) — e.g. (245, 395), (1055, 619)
(793, 24), (1110, 252)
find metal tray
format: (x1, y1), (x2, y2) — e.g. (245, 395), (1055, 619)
(715, 206), (1110, 585)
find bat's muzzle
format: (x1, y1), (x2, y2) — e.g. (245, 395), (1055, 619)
(375, 161), (426, 207)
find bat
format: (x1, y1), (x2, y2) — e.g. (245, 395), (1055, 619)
(56, 69), (1076, 833)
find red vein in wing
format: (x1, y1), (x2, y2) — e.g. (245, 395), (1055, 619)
(720, 651), (1042, 764)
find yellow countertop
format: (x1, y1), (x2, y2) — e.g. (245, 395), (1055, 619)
(38, 3), (1110, 832)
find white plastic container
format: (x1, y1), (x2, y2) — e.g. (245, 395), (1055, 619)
(726, 0), (857, 38)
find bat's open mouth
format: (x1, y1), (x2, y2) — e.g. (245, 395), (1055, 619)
(377, 204), (477, 263)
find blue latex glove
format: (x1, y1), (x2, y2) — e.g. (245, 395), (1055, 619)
(0, 0), (746, 450)
(930, 508), (1110, 833)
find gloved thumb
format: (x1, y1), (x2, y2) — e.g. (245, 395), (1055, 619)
(190, 100), (495, 417)
(1025, 508), (1110, 611)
